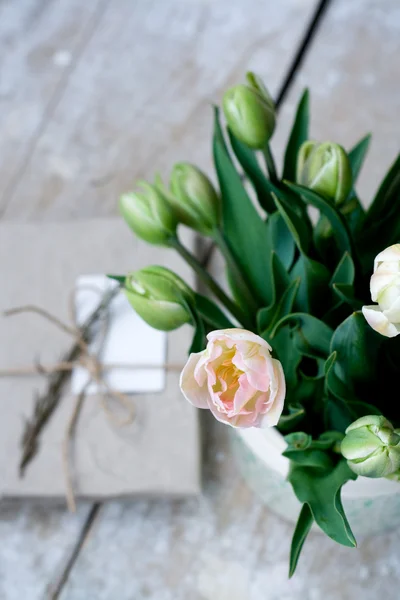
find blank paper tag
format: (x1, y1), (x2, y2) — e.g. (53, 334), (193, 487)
(70, 275), (166, 395)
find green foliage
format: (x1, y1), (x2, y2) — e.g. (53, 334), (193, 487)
(194, 293), (234, 330)
(289, 503), (313, 578)
(228, 129), (276, 213)
(119, 80), (400, 577)
(283, 89), (309, 182)
(213, 107), (272, 305)
(285, 182), (353, 260)
(348, 134), (371, 184)
(288, 458), (357, 575)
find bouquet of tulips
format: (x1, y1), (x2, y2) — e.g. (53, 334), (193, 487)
(114, 72), (400, 576)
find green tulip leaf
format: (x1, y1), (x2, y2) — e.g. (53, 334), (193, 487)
(283, 448), (334, 469)
(285, 182), (353, 258)
(267, 327), (302, 392)
(257, 252), (290, 333)
(348, 134), (371, 184)
(288, 458), (357, 547)
(357, 204), (400, 273)
(324, 397), (355, 433)
(272, 194), (311, 255)
(366, 152), (400, 224)
(268, 211), (296, 271)
(278, 404), (306, 432)
(324, 352), (358, 403)
(290, 255), (331, 315)
(289, 503), (314, 578)
(284, 431), (312, 450)
(343, 136), (370, 232)
(324, 350), (381, 431)
(213, 107), (271, 304)
(330, 312), (382, 390)
(194, 293), (234, 330)
(187, 305), (206, 354)
(259, 278), (301, 336)
(283, 89), (309, 182)
(272, 313), (333, 359)
(330, 252), (355, 287)
(342, 197), (365, 234)
(332, 284), (363, 310)
(310, 431), (344, 450)
(228, 129), (276, 213)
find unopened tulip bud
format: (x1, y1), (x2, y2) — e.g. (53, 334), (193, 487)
(362, 244), (400, 338)
(169, 163), (220, 235)
(222, 72), (276, 149)
(341, 415), (400, 478)
(386, 469), (400, 481)
(296, 141), (352, 206)
(119, 182), (176, 246)
(124, 266), (193, 331)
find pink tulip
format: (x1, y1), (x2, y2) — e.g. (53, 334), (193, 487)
(180, 329), (286, 428)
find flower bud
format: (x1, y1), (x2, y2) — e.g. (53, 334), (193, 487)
(222, 72), (276, 149)
(124, 266), (193, 331)
(296, 141), (352, 206)
(362, 244), (400, 338)
(119, 182), (177, 246)
(169, 163), (220, 235)
(341, 415), (400, 478)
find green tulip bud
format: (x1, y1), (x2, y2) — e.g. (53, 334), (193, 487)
(386, 469), (400, 482)
(119, 182), (177, 246)
(222, 72), (276, 149)
(296, 141), (352, 206)
(124, 266), (193, 331)
(169, 163), (220, 235)
(341, 415), (400, 478)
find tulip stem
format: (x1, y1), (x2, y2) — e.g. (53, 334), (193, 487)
(170, 237), (252, 329)
(212, 228), (259, 315)
(263, 144), (278, 183)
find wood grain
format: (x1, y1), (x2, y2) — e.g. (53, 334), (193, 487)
(0, 0), (317, 221)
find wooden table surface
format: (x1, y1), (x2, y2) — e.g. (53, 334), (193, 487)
(1, 1), (400, 598)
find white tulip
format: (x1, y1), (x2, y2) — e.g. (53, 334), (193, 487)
(362, 244), (400, 337)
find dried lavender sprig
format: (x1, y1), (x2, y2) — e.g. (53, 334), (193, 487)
(19, 287), (118, 476)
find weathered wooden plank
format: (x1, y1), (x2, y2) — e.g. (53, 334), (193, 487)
(1, 0), (317, 221)
(0, 502), (91, 600)
(0, 0), (109, 217)
(273, 0), (400, 206)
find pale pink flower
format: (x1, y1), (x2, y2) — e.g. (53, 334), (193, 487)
(362, 244), (400, 338)
(180, 329), (286, 428)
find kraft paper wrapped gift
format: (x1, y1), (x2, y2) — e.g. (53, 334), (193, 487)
(0, 219), (200, 500)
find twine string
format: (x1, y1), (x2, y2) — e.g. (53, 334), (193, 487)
(2, 286), (183, 512)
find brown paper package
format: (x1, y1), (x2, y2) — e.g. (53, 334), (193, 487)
(0, 219), (200, 500)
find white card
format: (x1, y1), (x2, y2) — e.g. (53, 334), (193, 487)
(70, 275), (166, 395)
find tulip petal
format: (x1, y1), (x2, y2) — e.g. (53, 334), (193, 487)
(207, 328), (272, 351)
(180, 329), (286, 429)
(179, 351), (209, 408)
(370, 271), (397, 303)
(341, 429), (384, 460)
(374, 244), (400, 270)
(362, 305), (400, 338)
(260, 359), (286, 427)
(383, 295), (400, 323)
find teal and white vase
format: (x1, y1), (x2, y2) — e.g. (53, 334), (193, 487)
(232, 426), (400, 538)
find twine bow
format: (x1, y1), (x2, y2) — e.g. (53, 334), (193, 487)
(1, 286), (182, 512)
